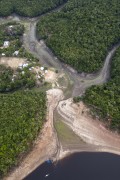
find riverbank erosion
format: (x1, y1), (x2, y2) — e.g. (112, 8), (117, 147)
(57, 99), (120, 156)
(4, 89), (64, 180)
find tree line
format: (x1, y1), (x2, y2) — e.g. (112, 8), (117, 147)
(0, 0), (67, 17)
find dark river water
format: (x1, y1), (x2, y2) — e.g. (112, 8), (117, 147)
(24, 152), (120, 180)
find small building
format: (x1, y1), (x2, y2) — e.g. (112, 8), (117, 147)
(13, 50), (19, 56)
(23, 63), (29, 68)
(40, 67), (44, 71)
(9, 25), (13, 28)
(3, 41), (10, 48)
(2, 53), (5, 56)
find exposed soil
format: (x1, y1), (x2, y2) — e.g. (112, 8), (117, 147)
(57, 99), (120, 155)
(45, 70), (57, 83)
(0, 57), (26, 69)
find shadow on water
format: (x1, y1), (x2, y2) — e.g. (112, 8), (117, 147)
(24, 152), (120, 180)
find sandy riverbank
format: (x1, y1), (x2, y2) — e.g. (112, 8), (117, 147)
(57, 99), (120, 156)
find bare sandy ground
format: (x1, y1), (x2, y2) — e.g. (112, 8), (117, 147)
(0, 57), (26, 69)
(45, 70), (57, 83)
(57, 99), (120, 155)
(4, 89), (64, 180)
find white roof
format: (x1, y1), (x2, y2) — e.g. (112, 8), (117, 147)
(13, 50), (19, 56)
(23, 63), (29, 68)
(4, 41), (9, 45)
(3, 41), (10, 48)
(2, 53), (5, 56)
(45, 70), (48, 74)
(40, 67), (44, 71)
(9, 25), (13, 28)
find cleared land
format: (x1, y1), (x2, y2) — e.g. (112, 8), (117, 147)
(57, 99), (120, 155)
(0, 57), (26, 69)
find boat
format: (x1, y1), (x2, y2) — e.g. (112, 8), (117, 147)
(45, 174), (49, 177)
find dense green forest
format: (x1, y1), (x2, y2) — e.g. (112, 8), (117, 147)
(0, 91), (46, 176)
(83, 47), (120, 132)
(37, 0), (120, 72)
(0, 0), (67, 17)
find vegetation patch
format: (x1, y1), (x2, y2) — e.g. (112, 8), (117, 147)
(37, 0), (120, 72)
(83, 47), (120, 132)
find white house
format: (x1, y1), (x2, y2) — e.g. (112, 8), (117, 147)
(13, 50), (19, 56)
(2, 53), (5, 56)
(40, 67), (44, 71)
(9, 25), (13, 28)
(3, 41), (10, 48)
(23, 63), (29, 68)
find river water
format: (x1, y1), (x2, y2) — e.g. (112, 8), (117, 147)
(24, 152), (120, 180)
